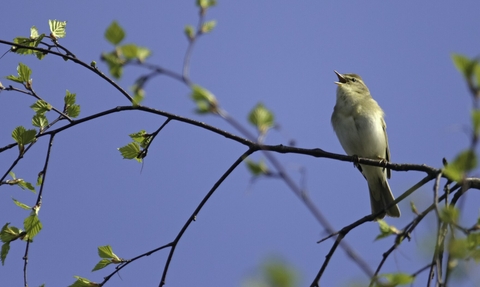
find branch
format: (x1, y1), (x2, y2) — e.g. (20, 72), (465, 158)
(0, 39), (133, 103)
(159, 148), (255, 286)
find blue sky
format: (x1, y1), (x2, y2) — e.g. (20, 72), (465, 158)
(1, 1), (480, 287)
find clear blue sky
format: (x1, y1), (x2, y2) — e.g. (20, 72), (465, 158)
(1, 1), (480, 286)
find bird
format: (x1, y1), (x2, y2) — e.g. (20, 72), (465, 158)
(331, 70), (400, 219)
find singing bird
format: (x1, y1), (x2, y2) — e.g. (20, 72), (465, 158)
(331, 71), (400, 219)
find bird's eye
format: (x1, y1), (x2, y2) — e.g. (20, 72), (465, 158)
(351, 78), (356, 82)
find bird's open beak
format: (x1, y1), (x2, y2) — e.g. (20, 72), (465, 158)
(334, 70), (346, 86)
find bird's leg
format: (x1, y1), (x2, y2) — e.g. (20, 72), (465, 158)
(352, 154), (360, 169)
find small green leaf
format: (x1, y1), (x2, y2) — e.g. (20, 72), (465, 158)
(379, 273), (414, 286)
(64, 90), (80, 118)
(262, 259), (297, 287)
(92, 258), (112, 271)
(68, 276), (96, 287)
(409, 201), (418, 214)
(37, 172), (44, 186)
(184, 25), (195, 40)
(49, 20), (67, 39)
(105, 21), (125, 45)
(24, 214), (42, 240)
(131, 85), (145, 106)
(17, 180), (36, 193)
(64, 90), (76, 106)
(98, 245), (116, 258)
(439, 205), (459, 224)
(12, 198), (31, 210)
(1, 242), (10, 265)
(248, 103), (274, 134)
(196, 0), (217, 8)
(101, 52), (123, 79)
(129, 130), (148, 143)
(119, 44), (138, 60)
(30, 26), (39, 39)
(9, 171), (16, 179)
(66, 104), (80, 118)
(32, 114), (48, 129)
(375, 219), (400, 240)
(118, 142), (141, 162)
(443, 149), (477, 182)
(245, 158), (269, 176)
(449, 237), (470, 259)
(30, 100), (52, 115)
(0, 223), (22, 243)
(5, 75), (23, 83)
(452, 53), (477, 80)
(191, 85), (218, 113)
(472, 110), (480, 136)
(11, 37), (34, 55)
(136, 46), (151, 62)
(201, 20), (217, 34)
(18, 63), (32, 83)
(12, 126), (37, 146)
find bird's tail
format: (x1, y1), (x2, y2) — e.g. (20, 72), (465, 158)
(368, 176), (401, 220)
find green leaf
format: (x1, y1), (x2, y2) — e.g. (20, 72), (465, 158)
(68, 276), (96, 287)
(18, 63), (32, 83)
(0, 223), (22, 243)
(184, 25), (195, 40)
(248, 103), (275, 134)
(35, 50), (46, 60)
(452, 53), (478, 80)
(439, 205), (459, 224)
(64, 91), (80, 118)
(245, 158), (269, 176)
(11, 37), (34, 55)
(24, 214), (42, 240)
(379, 273), (414, 286)
(119, 44), (138, 60)
(196, 0), (217, 8)
(17, 180), (36, 192)
(37, 172), (44, 186)
(105, 21), (125, 45)
(66, 104), (81, 118)
(129, 130), (151, 148)
(201, 20), (217, 34)
(449, 237), (470, 259)
(49, 20), (67, 39)
(92, 258), (112, 271)
(262, 259), (297, 287)
(64, 90), (76, 106)
(118, 142), (141, 162)
(375, 219), (400, 240)
(191, 85), (218, 113)
(6, 63), (32, 84)
(98, 245), (116, 259)
(443, 149), (477, 182)
(9, 171), (16, 179)
(131, 84), (145, 106)
(12, 198), (31, 210)
(101, 52), (123, 79)
(32, 114), (49, 129)
(136, 46), (151, 62)
(472, 110), (480, 137)
(129, 130), (147, 143)
(30, 100), (52, 115)
(1, 242), (10, 265)
(5, 75), (23, 83)
(30, 26), (39, 39)
(12, 126), (37, 146)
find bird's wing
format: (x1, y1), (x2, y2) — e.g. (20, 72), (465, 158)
(382, 118), (391, 179)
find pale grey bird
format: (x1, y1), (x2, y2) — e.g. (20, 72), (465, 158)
(331, 71), (400, 219)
